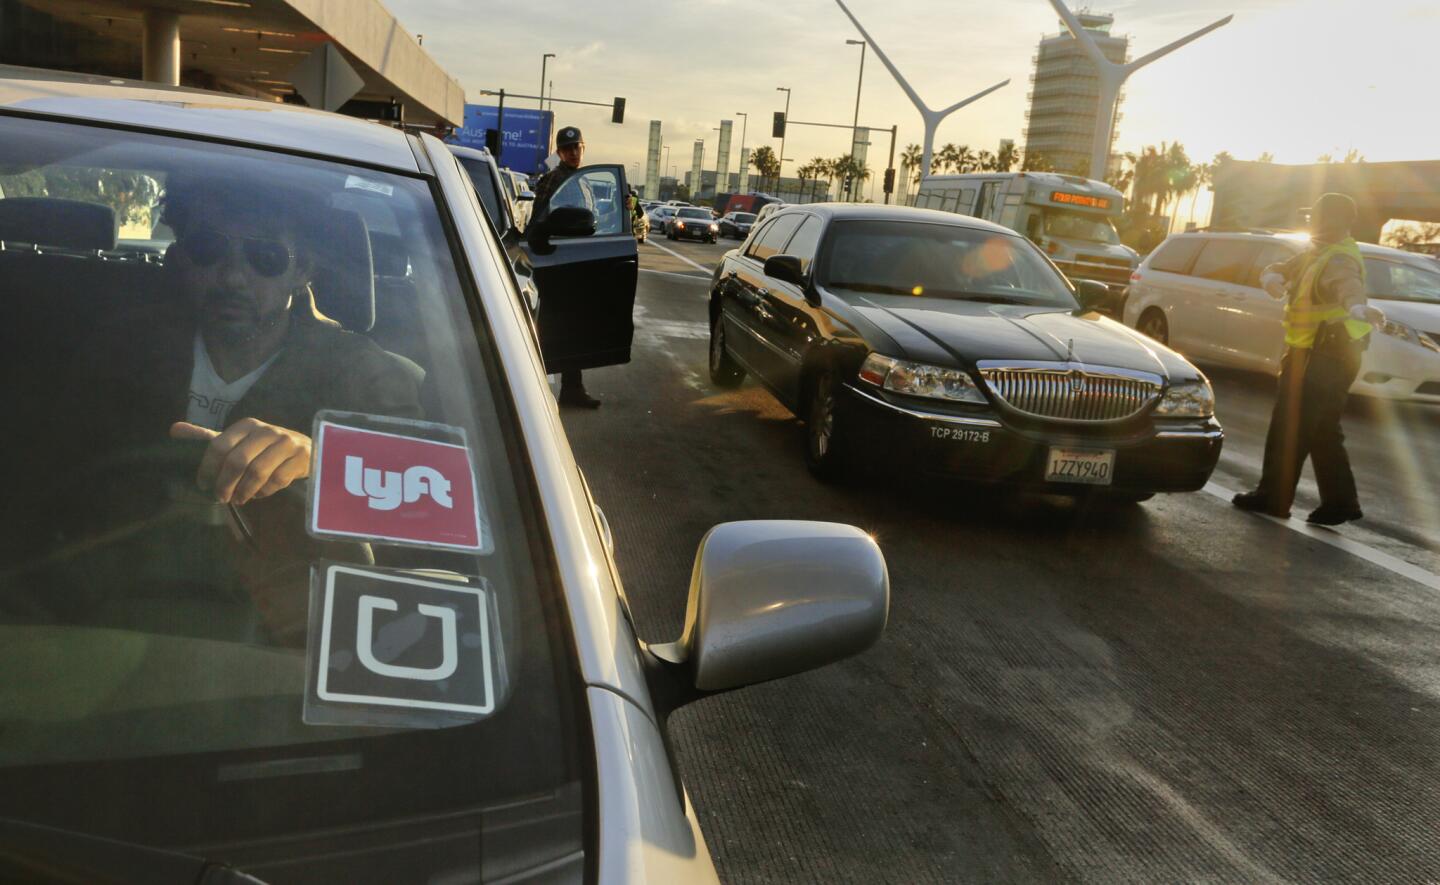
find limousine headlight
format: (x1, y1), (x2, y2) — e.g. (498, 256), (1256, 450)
(1153, 380), (1215, 418)
(859, 353), (986, 404)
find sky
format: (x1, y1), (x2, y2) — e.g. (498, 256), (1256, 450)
(385, 0), (1437, 195)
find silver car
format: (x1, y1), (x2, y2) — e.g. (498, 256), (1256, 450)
(0, 67), (889, 883)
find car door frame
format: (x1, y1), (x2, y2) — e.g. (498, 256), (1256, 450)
(522, 163), (639, 373)
(723, 213), (806, 392)
(753, 212), (826, 408)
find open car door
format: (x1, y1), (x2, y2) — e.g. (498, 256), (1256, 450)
(524, 164), (638, 373)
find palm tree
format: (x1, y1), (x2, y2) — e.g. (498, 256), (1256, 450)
(750, 146), (780, 194)
(975, 149), (996, 172)
(1185, 162), (1211, 229)
(900, 143), (923, 204)
(955, 145), (975, 173)
(937, 143), (959, 175)
(796, 162), (813, 204)
(804, 157), (826, 202)
(995, 141), (1019, 173)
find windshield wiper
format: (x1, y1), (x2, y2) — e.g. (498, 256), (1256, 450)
(0, 818), (268, 884)
(826, 282), (919, 295)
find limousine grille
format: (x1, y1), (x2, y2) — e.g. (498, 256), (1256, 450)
(979, 365), (1162, 422)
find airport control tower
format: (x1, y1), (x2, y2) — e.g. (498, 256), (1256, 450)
(1023, 10), (1130, 177)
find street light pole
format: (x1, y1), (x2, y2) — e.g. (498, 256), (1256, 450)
(735, 111), (748, 159)
(538, 52), (555, 170)
(846, 39), (866, 202)
(776, 86), (791, 197)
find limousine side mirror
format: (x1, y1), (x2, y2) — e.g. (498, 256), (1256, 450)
(1073, 279), (1110, 312)
(647, 520), (888, 712)
(763, 254), (805, 287)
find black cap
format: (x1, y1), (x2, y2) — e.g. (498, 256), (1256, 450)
(557, 126), (583, 147)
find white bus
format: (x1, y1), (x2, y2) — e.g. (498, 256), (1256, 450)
(913, 172), (1138, 295)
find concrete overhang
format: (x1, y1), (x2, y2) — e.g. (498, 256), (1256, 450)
(15, 0), (464, 125)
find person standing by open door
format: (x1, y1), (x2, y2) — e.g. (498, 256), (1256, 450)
(528, 125), (601, 408)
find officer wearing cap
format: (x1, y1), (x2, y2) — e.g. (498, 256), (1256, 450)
(528, 125), (600, 408)
(1232, 192), (1385, 525)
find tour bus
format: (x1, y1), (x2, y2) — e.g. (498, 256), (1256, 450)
(913, 171), (1138, 298)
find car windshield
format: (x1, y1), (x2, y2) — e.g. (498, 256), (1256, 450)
(1043, 208), (1121, 244)
(678, 208), (711, 219)
(1366, 257), (1440, 304)
(732, 213), (757, 223)
(455, 155), (505, 230)
(0, 115), (586, 876)
(820, 219), (1079, 307)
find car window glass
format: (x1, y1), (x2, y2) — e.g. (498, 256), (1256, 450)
(0, 115), (586, 868)
(820, 220), (1075, 307)
(1246, 243), (1299, 288)
(1148, 236), (1205, 274)
(752, 214), (803, 261)
(957, 187), (977, 213)
(456, 156), (505, 231)
(743, 219), (773, 256)
(784, 217), (823, 274)
(677, 208), (710, 220)
(551, 167), (623, 236)
(1367, 258), (1440, 304)
(1191, 240), (1265, 284)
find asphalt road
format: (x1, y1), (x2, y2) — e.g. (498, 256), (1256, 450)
(564, 236), (1440, 883)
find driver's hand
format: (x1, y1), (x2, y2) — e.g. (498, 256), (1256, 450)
(170, 419), (311, 506)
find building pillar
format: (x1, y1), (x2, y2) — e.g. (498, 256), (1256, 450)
(142, 9), (181, 86)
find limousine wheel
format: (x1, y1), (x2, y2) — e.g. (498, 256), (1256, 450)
(709, 315), (745, 388)
(1138, 309), (1169, 346)
(805, 370), (848, 481)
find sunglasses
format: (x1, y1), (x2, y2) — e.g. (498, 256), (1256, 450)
(180, 228), (295, 278)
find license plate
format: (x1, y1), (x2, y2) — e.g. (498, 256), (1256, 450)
(1044, 447), (1115, 485)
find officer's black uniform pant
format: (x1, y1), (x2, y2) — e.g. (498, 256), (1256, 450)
(1255, 330), (1363, 513)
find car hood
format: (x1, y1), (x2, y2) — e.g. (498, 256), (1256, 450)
(848, 293), (1195, 380)
(1373, 298), (1440, 333)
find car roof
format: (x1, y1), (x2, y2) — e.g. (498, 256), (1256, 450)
(1160, 229), (1429, 263)
(768, 202), (1018, 235)
(0, 64), (419, 173)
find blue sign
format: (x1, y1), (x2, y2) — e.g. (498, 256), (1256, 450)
(449, 104), (554, 176)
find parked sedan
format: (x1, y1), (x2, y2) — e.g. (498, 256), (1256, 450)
(1123, 231), (1440, 403)
(668, 207), (720, 243)
(708, 204), (1223, 497)
(718, 211), (758, 240)
(0, 68), (889, 884)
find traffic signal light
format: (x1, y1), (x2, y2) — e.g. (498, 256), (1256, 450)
(612, 97), (626, 124)
(772, 111), (786, 138)
(883, 167), (896, 193)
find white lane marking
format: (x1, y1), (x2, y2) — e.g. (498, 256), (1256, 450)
(637, 318), (709, 341)
(643, 239), (714, 275)
(639, 268), (710, 283)
(1202, 481), (1440, 592)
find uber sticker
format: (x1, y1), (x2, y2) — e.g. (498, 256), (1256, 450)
(309, 416), (489, 552)
(305, 564), (496, 727)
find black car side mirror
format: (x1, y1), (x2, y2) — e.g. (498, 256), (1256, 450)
(545, 206), (597, 238)
(1073, 279), (1110, 312)
(764, 254), (805, 287)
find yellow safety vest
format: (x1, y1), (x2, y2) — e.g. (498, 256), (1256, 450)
(1283, 238), (1372, 349)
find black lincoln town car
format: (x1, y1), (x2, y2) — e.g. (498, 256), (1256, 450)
(707, 204), (1223, 498)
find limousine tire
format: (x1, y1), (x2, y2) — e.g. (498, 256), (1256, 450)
(805, 369), (849, 481)
(709, 314), (746, 388)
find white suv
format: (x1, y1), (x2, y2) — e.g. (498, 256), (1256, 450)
(1123, 231), (1440, 402)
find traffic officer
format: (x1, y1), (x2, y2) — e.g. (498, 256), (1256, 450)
(528, 125), (600, 408)
(1232, 193), (1385, 525)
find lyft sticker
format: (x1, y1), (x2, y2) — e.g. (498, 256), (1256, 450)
(309, 417), (488, 552)
(304, 564), (497, 727)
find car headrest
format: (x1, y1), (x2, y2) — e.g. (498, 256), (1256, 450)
(0, 198), (117, 251)
(309, 208), (375, 333)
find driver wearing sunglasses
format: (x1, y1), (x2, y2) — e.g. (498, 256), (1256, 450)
(81, 176), (422, 510)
